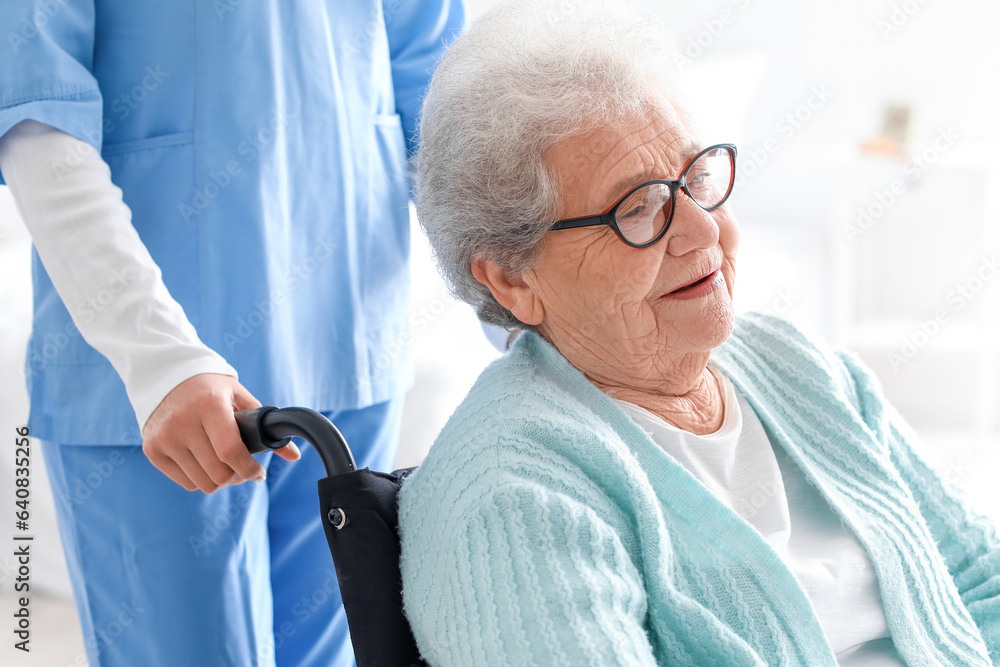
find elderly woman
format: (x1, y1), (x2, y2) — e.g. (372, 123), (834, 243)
(398, 3), (1000, 665)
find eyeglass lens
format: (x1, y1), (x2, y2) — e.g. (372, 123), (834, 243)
(614, 146), (733, 245)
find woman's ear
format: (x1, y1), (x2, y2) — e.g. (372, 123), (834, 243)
(470, 257), (544, 326)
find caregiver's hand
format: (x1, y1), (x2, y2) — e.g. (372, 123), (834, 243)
(141, 373), (302, 493)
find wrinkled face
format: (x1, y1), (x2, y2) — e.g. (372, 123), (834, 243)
(521, 103), (739, 389)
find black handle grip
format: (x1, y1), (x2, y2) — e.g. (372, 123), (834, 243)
(236, 406), (292, 454)
(236, 406), (357, 477)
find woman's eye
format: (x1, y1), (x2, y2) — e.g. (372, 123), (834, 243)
(620, 204), (646, 219)
(688, 171), (711, 186)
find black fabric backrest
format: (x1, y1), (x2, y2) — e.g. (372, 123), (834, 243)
(318, 467), (426, 667)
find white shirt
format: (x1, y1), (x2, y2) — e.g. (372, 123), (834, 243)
(616, 366), (905, 665)
(0, 120), (236, 430)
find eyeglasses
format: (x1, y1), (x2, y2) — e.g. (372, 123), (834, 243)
(549, 143), (737, 248)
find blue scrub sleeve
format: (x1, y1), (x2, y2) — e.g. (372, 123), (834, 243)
(0, 0), (104, 185)
(382, 0), (465, 154)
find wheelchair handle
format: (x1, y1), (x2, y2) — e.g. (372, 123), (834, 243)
(236, 406), (357, 477)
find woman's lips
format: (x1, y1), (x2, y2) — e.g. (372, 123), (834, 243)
(662, 269), (724, 301)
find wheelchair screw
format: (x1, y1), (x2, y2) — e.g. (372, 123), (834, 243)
(328, 507), (349, 530)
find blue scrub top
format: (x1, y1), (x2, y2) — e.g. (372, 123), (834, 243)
(0, 0), (465, 445)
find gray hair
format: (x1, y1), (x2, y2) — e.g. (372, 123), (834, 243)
(414, 0), (688, 330)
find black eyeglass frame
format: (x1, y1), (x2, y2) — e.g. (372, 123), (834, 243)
(549, 143), (738, 249)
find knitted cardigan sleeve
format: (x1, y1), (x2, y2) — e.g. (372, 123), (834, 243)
(402, 474), (659, 666)
(836, 350), (1000, 663)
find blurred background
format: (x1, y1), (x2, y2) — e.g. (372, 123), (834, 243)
(2, 0), (998, 663)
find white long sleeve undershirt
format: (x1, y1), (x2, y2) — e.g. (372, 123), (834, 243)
(0, 120), (237, 433)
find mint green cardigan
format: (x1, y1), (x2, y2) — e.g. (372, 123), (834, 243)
(398, 314), (999, 666)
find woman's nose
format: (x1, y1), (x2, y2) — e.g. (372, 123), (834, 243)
(663, 194), (720, 256)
